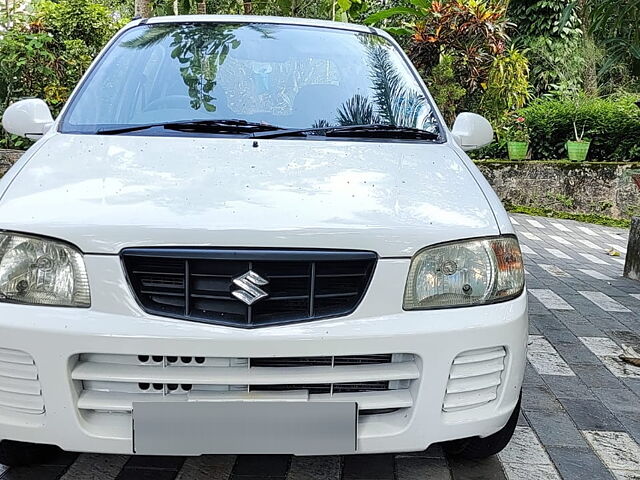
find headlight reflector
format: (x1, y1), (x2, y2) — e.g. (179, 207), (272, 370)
(0, 232), (90, 307)
(404, 236), (524, 310)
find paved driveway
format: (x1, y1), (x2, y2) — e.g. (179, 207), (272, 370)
(1, 214), (639, 480)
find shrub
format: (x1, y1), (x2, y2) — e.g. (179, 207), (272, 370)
(520, 95), (640, 161)
(0, 0), (125, 149)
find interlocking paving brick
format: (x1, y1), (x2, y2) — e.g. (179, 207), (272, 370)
(286, 457), (341, 480)
(176, 455), (235, 480)
(529, 290), (574, 311)
(522, 384), (563, 412)
(542, 375), (595, 400)
(125, 456), (185, 471)
(583, 431), (640, 478)
(0, 465), (70, 480)
(448, 457), (506, 480)
(527, 336), (575, 376)
(395, 456), (451, 480)
(60, 454), (129, 480)
(539, 264), (572, 277)
(521, 232), (541, 241)
(576, 239), (602, 250)
(546, 248), (572, 259)
(498, 427), (559, 480)
(591, 387), (640, 417)
(579, 253), (610, 265)
(116, 469), (178, 480)
(577, 226), (599, 236)
(551, 222), (571, 232)
(232, 455), (291, 477)
(545, 446), (614, 480)
(341, 455), (394, 480)
(573, 364), (626, 389)
(578, 292), (631, 313)
(527, 219), (546, 229)
(580, 337), (640, 379)
(520, 245), (538, 256)
(559, 398), (624, 431)
(525, 409), (589, 448)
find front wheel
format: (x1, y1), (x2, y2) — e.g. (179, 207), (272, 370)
(443, 392), (521, 459)
(0, 440), (60, 467)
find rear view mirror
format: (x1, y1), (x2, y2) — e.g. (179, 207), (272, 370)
(451, 112), (494, 151)
(2, 98), (54, 139)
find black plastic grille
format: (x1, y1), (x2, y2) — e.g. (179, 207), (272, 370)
(122, 249), (377, 328)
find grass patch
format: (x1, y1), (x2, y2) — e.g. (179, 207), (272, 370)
(507, 204), (631, 228)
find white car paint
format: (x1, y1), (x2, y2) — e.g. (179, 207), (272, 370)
(0, 15), (527, 456)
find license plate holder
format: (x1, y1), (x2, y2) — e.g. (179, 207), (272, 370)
(132, 400), (358, 455)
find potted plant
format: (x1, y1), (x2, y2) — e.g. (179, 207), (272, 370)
(566, 121), (590, 162)
(504, 115), (529, 160)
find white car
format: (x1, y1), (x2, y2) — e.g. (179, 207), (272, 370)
(0, 15), (527, 466)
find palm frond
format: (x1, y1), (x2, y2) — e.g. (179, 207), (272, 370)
(336, 94), (380, 126)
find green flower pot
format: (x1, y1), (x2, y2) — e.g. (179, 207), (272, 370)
(566, 141), (590, 162)
(507, 141), (529, 160)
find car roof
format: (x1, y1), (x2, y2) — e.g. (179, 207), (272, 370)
(142, 14), (384, 37)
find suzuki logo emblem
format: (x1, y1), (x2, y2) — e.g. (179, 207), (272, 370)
(232, 270), (269, 305)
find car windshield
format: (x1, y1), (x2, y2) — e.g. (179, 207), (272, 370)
(60, 22), (441, 138)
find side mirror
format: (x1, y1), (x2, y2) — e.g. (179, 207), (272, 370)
(2, 99), (54, 139)
(451, 112), (494, 151)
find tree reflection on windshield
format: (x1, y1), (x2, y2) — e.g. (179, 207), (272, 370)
(122, 24), (243, 112)
(332, 36), (431, 130)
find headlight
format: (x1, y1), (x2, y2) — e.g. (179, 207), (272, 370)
(403, 236), (524, 310)
(0, 232), (90, 307)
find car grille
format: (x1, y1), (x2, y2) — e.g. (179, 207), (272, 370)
(0, 347), (44, 415)
(72, 353), (418, 418)
(122, 249), (377, 328)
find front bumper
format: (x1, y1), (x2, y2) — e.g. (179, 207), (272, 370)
(0, 256), (528, 455)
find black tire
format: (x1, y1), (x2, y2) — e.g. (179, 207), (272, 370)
(0, 440), (60, 467)
(443, 392), (521, 459)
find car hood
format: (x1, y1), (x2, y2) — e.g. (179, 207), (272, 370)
(0, 134), (499, 257)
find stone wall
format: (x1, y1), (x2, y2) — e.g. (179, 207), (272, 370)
(0, 149), (22, 178)
(475, 160), (640, 220)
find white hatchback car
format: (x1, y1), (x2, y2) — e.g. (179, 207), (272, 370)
(0, 16), (527, 466)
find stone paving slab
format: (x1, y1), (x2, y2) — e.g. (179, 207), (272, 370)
(1, 214), (640, 480)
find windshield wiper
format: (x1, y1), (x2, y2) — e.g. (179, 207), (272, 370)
(96, 119), (285, 135)
(252, 124), (439, 140)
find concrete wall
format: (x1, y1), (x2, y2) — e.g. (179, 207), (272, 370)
(475, 160), (640, 220)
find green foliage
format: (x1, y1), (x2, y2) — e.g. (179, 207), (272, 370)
(481, 47), (531, 120)
(520, 95), (640, 161)
(0, 0), (124, 149)
(524, 36), (586, 96)
(35, 0), (120, 53)
(508, 0), (582, 41)
(122, 24), (241, 112)
(505, 204), (631, 228)
(426, 55), (465, 126)
(508, 0), (586, 96)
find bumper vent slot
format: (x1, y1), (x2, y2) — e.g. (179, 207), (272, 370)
(122, 249), (376, 328)
(73, 353), (417, 418)
(443, 346), (506, 412)
(0, 347), (44, 415)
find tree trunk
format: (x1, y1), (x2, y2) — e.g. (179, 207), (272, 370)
(578, 0), (598, 95)
(134, 0), (152, 18)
